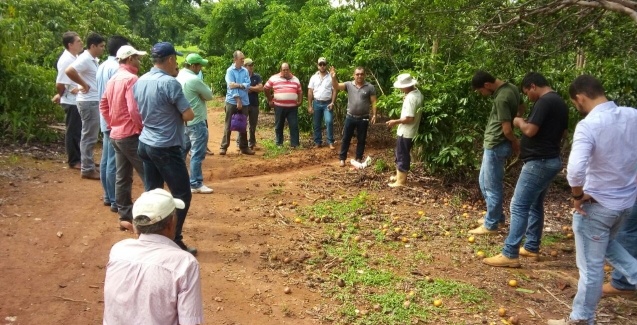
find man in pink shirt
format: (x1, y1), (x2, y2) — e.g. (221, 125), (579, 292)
(99, 45), (147, 231)
(103, 189), (203, 325)
(264, 62), (303, 148)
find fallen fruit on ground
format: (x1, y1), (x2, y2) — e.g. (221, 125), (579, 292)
(498, 307), (507, 317)
(283, 286), (291, 294)
(508, 279), (518, 287)
(294, 217), (302, 223)
(476, 251), (485, 258)
(508, 315), (520, 325)
(550, 250), (558, 257)
(337, 279), (345, 287)
(433, 299), (442, 307)
(468, 236), (475, 243)
(403, 300), (411, 308)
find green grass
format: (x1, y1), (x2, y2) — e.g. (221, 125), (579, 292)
(373, 158), (389, 173)
(261, 139), (291, 158)
(541, 232), (565, 247)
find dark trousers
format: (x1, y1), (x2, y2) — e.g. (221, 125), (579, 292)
(61, 104), (81, 166)
(394, 135), (413, 172)
(112, 135), (144, 222)
(339, 115), (369, 161)
(221, 103), (248, 150)
(137, 141), (192, 243)
(274, 106), (299, 147)
(235, 105), (259, 148)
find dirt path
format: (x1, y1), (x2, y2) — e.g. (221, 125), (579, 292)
(1, 102), (636, 325)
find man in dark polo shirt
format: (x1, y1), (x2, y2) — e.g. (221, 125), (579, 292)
(483, 72), (568, 267)
(330, 66), (377, 167)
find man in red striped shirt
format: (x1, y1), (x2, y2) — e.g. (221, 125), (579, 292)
(264, 63), (303, 147)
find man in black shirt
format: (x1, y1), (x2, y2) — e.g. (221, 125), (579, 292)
(483, 72), (569, 268)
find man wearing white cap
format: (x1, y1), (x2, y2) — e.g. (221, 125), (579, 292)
(100, 45), (147, 231)
(385, 73), (423, 187)
(103, 189), (203, 325)
(177, 53), (214, 194)
(308, 57), (337, 149)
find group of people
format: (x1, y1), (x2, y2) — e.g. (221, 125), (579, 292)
(470, 71), (637, 325)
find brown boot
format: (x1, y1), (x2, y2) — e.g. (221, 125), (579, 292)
(482, 253), (521, 268)
(81, 169), (100, 180)
(519, 247), (539, 258)
(602, 283), (636, 296)
(388, 171), (406, 187)
(389, 168), (398, 182)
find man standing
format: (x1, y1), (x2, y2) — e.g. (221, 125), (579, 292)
(469, 70), (523, 235)
(548, 75), (637, 325)
(330, 66), (377, 167)
(308, 57), (337, 149)
(52, 31), (83, 170)
(100, 45), (147, 232)
(96, 35), (129, 212)
(177, 53), (214, 194)
(220, 51), (254, 155)
(385, 73), (423, 187)
(103, 189), (203, 325)
(134, 42), (197, 255)
(482, 72), (568, 268)
(264, 63), (303, 148)
(243, 58), (263, 150)
(65, 32), (106, 180)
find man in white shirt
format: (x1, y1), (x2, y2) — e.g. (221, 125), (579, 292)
(385, 73), (422, 187)
(308, 57), (337, 149)
(52, 31), (83, 170)
(103, 189), (203, 325)
(65, 32), (106, 180)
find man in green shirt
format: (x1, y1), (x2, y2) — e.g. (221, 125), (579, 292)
(470, 70), (523, 235)
(177, 53), (214, 194)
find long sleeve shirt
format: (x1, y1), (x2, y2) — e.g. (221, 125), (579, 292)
(567, 101), (637, 210)
(176, 69), (213, 126)
(99, 64), (143, 140)
(224, 64), (250, 105)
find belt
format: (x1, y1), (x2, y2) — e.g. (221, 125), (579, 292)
(314, 99), (331, 104)
(347, 113), (369, 119)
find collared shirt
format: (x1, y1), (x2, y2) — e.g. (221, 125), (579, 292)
(397, 89), (423, 139)
(69, 50), (100, 101)
(103, 234), (203, 325)
(55, 50), (78, 105)
(264, 73), (302, 108)
(567, 101), (637, 210)
(224, 64), (250, 105)
(483, 82), (520, 149)
(248, 72), (263, 107)
(96, 56), (121, 131)
(100, 64), (143, 140)
(308, 72), (333, 101)
(134, 67), (190, 148)
(176, 69), (213, 126)
(344, 81), (376, 115)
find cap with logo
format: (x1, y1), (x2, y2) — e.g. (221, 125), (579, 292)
(185, 53), (209, 65)
(317, 57), (327, 64)
(132, 189), (185, 226)
(150, 42), (183, 58)
(116, 45), (147, 60)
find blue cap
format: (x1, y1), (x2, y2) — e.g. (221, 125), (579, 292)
(151, 42), (183, 58)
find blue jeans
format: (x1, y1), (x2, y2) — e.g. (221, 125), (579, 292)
(502, 157), (561, 258)
(611, 202), (637, 290)
(339, 115), (369, 161)
(274, 106), (299, 147)
(570, 203), (636, 323)
(137, 141), (192, 243)
(312, 101), (334, 145)
(184, 122), (208, 189)
(100, 131), (116, 207)
(77, 101), (100, 172)
(479, 141), (512, 230)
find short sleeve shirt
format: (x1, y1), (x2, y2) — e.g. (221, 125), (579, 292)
(70, 50), (100, 102)
(344, 81), (376, 116)
(397, 89), (424, 139)
(56, 50), (78, 105)
(248, 73), (262, 107)
(264, 73), (302, 108)
(134, 67), (191, 148)
(520, 91), (569, 161)
(308, 72), (333, 101)
(483, 82), (520, 149)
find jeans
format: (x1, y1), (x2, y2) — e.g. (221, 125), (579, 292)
(339, 115), (369, 161)
(61, 104), (81, 167)
(111, 135), (144, 222)
(312, 101), (334, 145)
(479, 141), (512, 230)
(570, 203), (636, 324)
(501, 157), (562, 258)
(137, 141), (192, 243)
(221, 103), (248, 150)
(100, 131), (116, 207)
(611, 202), (637, 290)
(76, 101), (100, 173)
(394, 136), (413, 172)
(184, 122), (208, 189)
(274, 106), (299, 147)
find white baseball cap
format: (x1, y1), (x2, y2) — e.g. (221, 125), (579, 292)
(116, 45), (148, 60)
(132, 189), (184, 226)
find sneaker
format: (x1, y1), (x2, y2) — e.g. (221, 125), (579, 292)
(519, 247), (539, 258)
(110, 204), (118, 213)
(219, 149), (227, 155)
(241, 148), (255, 155)
(482, 253), (521, 268)
(329, 143), (335, 150)
(468, 225), (498, 235)
(339, 160), (345, 167)
(103, 200), (111, 207)
(81, 170), (100, 180)
(547, 318), (587, 325)
(191, 185), (214, 194)
(602, 283), (636, 296)
(175, 240), (198, 256)
(206, 148), (214, 156)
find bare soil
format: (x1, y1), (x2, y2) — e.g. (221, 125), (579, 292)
(1, 102), (636, 325)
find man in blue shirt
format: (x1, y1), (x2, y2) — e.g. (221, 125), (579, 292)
(134, 42), (197, 255)
(220, 50), (254, 155)
(548, 75), (637, 325)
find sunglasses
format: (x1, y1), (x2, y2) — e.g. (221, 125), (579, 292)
(355, 73), (365, 76)
(318, 63), (327, 66)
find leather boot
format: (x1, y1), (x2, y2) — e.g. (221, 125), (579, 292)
(389, 168), (398, 182)
(389, 171), (406, 187)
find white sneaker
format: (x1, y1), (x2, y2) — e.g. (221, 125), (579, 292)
(191, 185), (214, 194)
